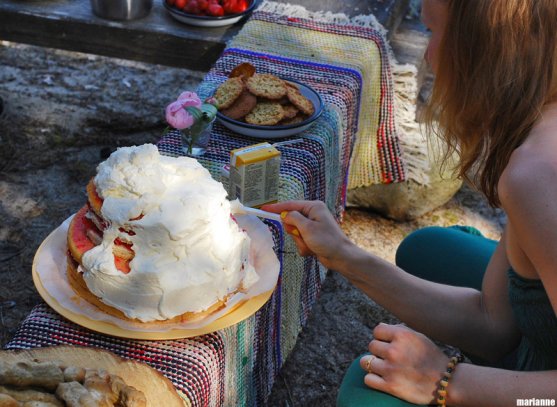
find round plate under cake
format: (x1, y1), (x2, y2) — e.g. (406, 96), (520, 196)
(32, 215), (279, 340)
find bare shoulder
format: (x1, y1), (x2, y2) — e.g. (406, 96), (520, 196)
(499, 137), (557, 209)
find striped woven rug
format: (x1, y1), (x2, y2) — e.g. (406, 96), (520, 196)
(6, 3), (412, 406)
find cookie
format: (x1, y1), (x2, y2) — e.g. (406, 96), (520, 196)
(286, 86), (315, 116)
(214, 77), (245, 109)
(280, 113), (308, 126)
(245, 102), (285, 126)
(229, 62), (256, 81)
(221, 90), (258, 120)
(282, 104), (299, 119)
(246, 74), (287, 100)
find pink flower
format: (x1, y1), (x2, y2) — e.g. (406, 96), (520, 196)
(165, 100), (194, 130)
(177, 91), (202, 109)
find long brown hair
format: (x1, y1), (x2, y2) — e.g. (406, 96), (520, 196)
(425, 0), (557, 207)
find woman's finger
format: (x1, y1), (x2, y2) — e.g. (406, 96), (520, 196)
(290, 233), (312, 256)
(360, 354), (387, 376)
(368, 339), (391, 359)
(373, 323), (399, 342)
(261, 200), (317, 214)
(282, 210), (312, 233)
(364, 372), (389, 393)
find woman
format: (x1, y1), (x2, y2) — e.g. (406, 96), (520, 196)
(263, 0), (557, 405)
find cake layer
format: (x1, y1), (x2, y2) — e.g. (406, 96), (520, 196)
(86, 179), (103, 218)
(66, 257), (224, 324)
(68, 205), (131, 274)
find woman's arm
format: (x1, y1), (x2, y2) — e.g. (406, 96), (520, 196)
(358, 323), (556, 406)
(448, 363), (557, 406)
(499, 148), (557, 316)
(336, 233), (519, 360)
(263, 201), (520, 360)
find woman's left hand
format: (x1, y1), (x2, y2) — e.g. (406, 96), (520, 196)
(360, 323), (450, 405)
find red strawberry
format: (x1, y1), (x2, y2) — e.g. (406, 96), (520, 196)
(184, 0), (200, 14)
(222, 0), (235, 14)
(198, 0), (209, 11)
(232, 0), (248, 12)
(207, 3), (224, 16)
(175, 0), (186, 9)
(223, 0), (248, 14)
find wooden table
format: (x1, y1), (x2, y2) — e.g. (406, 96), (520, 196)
(0, 0), (407, 71)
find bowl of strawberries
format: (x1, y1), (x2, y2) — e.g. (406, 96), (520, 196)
(163, 0), (256, 27)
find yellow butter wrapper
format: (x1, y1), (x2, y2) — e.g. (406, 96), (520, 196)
(229, 143), (280, 208)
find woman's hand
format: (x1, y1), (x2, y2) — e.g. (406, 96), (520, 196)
(360, 323), (449, 405)
(261, 200), (354, 270)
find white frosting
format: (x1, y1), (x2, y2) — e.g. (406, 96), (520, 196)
(80, 144), (258, 322)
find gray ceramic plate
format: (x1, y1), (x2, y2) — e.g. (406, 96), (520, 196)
(216, 79), (324, 139)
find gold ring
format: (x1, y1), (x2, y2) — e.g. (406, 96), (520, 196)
(365, 355), (376, 373)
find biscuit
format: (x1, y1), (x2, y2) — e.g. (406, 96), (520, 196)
(286, 86), (315, 116)
(229, 62), (256, 81)
(246, 74), (287, 100)
(280, 113), (308, 126)
(214, 77), (245, 109)
(282, 104), (299, 119)
(245, 102), (285, 126)
(221, 90), (257, 120)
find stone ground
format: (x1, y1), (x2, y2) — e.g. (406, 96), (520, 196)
(0, 42), (505, 406)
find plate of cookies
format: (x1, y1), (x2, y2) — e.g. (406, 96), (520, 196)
(214, 63), (323, 139)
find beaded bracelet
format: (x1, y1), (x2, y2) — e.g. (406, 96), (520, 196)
(436, 352), (465, 406)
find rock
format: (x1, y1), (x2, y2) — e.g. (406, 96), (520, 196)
(347, 138), (462, 221)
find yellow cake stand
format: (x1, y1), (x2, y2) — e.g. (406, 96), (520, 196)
(32, 216), (279, 340)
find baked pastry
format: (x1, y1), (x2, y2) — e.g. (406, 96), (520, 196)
(220, 90), (257, 120)
(214, 77), (244, 109)
(246, 74), (287, 100)
(1, 347), (184, 407)
(286, 83), (315, 116)
(66, 144), (258, 323)
(245, 102), (285, 126)
(0, 359), (146, 407)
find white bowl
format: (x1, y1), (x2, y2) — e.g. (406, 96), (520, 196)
(216, 79), (324, 139)
(163, 0), (256, 27)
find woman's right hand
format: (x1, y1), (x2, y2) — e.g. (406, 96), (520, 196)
(261, 200), (354, 270)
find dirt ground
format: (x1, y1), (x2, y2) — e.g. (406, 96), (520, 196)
(0, 41), (505, 406)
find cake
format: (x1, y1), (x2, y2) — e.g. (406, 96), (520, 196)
(66, 144), (258, 323)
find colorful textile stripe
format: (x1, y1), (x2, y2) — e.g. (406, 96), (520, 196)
(229, 10), (406, 187)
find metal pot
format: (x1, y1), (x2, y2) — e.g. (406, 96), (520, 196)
(90, 0), (153, 21)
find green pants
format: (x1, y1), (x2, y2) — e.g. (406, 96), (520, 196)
(337, 226), (497, 406)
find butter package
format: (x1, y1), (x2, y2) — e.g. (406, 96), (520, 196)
(221, 164), (231, 197)
(229, 142), (280, 208)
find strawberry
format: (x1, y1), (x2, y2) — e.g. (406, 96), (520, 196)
(175, 0), (187, 9)
(221, 0), (235, 14)
(198, 0), (209, 11)
(223, 0), (248, 14)
(184, 0), (200, 14)
(233, 0), (248, 12)
(207, 3), (224, 16)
